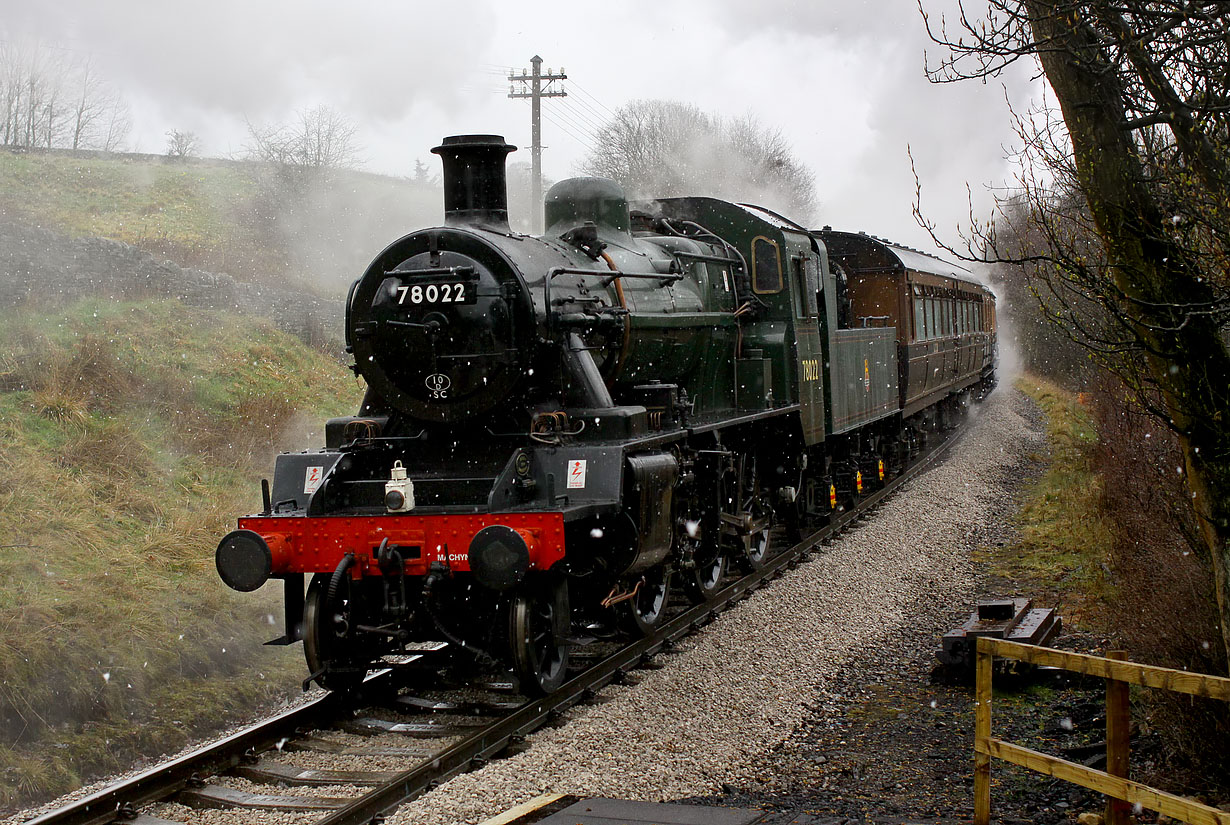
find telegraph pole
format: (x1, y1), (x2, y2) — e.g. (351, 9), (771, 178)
(509, 55), (567, 233)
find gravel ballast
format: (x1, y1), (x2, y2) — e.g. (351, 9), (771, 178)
(385, 386), (1043, 825)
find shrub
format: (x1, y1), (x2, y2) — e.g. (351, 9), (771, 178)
(1091, 380), (1230, 790)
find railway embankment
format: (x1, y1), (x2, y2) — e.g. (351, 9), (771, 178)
(0, 296), (360, 811)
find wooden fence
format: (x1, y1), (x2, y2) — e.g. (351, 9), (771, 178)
(975, 638), (1230, 825)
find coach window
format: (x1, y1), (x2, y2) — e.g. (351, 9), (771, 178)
(927, 297), (938, 340)
(752, 237), (783, 294)
(913, 291), (925, 341)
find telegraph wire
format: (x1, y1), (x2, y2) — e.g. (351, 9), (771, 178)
(524, 99), (594, 152)
(563, 92), (614, 128)
(541, 111), (594, 153)
(568, 80), (618, 119)
(554, 99), (605, 137)
(546, 101), (601, 142)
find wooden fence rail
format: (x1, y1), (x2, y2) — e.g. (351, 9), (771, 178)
(974, 638), (1230, 825)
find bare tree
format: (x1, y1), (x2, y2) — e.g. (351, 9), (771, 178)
(920, 0), (1230, 668)
(165, 129), (199, 159)
(7, 41), (67, 148)
(245, 105), (361, 171)
(986, 192), (1100, 387)
(68, 58), (127, 151)
(580, 100), (818, 222)
(0, 39), (130, 152)
(69, 58), (102, 151)
(99, 98), (131, 152)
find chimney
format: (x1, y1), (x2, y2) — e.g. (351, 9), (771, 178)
(431, 134), (517, 231)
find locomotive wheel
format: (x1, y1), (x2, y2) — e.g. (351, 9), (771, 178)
(509, 576), (570, 696)
(684, 548), (725, 603)
(682, 474), (727, 603)
(731, 454), (772, 572)
(303, 573), (368, 692)
(737, 517), (772, 571)
(681, 510), (725, 604)
(619, 567), (672, 635)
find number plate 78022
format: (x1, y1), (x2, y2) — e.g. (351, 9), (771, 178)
(395, 281), (476, 305)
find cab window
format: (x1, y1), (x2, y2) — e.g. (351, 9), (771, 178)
(752, 237), (783, 294)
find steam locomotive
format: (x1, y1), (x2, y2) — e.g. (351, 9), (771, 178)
(216, 135), (997, 694)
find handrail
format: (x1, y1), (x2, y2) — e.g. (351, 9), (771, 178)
(543, 266), (682, 334)
(974, 637), (1230, 825)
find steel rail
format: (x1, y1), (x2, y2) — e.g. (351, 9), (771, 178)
(22, 425), (962, 825)
(21, 691), (353, 825)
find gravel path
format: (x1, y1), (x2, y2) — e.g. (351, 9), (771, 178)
(386, 386), (1043, 825)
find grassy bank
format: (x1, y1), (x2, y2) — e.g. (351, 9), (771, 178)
(977, 376), (1112, 623)
(0, 149), (440, 291)
(0, 152), (263, 275)
(0, 297), (361, 807)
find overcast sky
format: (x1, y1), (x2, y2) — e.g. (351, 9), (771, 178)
(4, 0), (1040, 254)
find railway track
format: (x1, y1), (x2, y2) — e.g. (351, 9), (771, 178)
(22, 426), (962, 825)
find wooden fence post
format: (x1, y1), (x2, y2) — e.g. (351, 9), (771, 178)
(1106, 650), (1131, 825)
(975, 642), (993, 825)
(972, 639), (1230, 825)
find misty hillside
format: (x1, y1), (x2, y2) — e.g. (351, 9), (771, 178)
(0, 148), (444, 294)
(0, 147), (559, 809)
(0, 297), (363, 807)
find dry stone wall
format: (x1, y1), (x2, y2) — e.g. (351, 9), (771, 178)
(0, 220), (342, 346)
